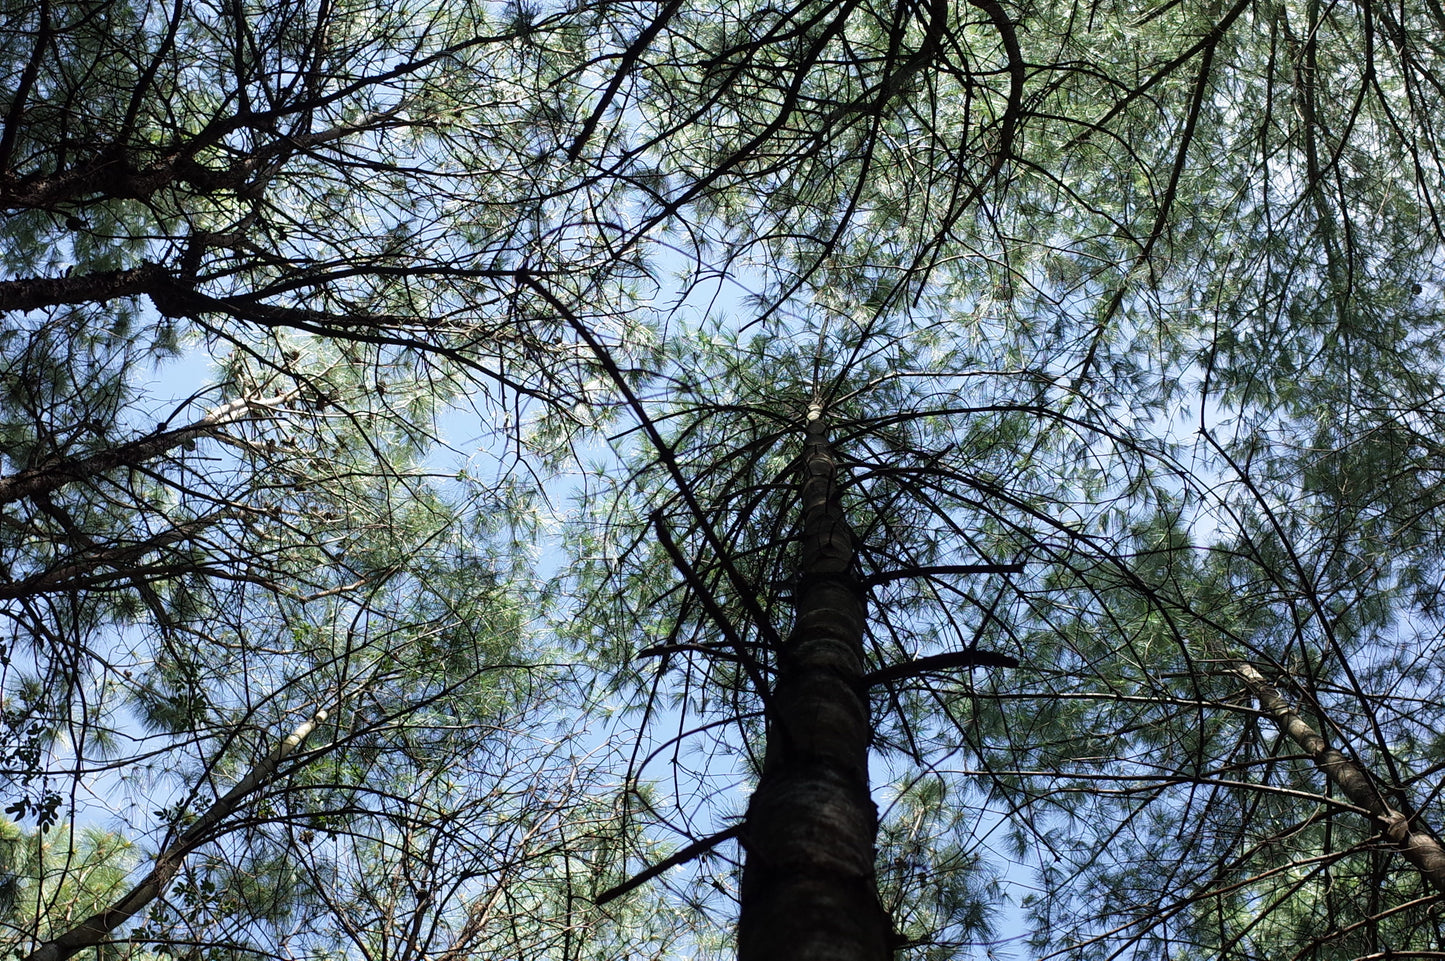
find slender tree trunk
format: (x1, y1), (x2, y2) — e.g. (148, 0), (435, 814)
(738, 405), (890, 961)
(22, 709), (327, 961)
(1235, 662), (1445, 892)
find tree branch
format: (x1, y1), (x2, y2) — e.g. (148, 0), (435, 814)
(863, 562), (1024, 586)
(1235, 662), (1445, 894)
(864, 650), (1019, 688)
(0, 394), (294, 505)
(594, 824), (741, 906)
(22, 709), (329, 961)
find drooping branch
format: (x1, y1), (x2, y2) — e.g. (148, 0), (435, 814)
(0, 514), (230, 600)
(0, 108), (407, 211)
(650, 510), (773, 703)
(21, 709), (329, 961)
(1235, 662), (1445, 894)
(525, 273), (783, 650)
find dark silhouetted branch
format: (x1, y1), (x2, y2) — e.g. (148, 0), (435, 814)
(594, 824), (741, 906)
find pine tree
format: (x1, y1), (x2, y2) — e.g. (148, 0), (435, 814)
(1, 0), (658, 954)
(9, 0), (1445, 955)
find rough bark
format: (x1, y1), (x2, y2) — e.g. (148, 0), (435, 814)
(1236, 662), (1445, 893)
(738, 405), (890, 961)
(0, 263), (172, 314)
(21, 710), (327, 961)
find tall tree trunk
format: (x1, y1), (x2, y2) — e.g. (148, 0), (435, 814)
(1235, 662), (1445, 892)
(738, 405), (890, 961)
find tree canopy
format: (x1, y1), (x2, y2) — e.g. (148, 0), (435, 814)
(4, 0), (1445, 958)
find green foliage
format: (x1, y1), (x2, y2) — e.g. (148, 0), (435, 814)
(7, 0), (1445, 955)
(1, 0), (664, 953)
(0, 819), (149, 960)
